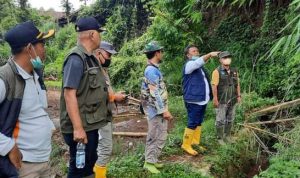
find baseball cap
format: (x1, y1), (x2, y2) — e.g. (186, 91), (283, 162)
(4, 21), (55, 50)
(75, 17), (105, 32)
(218, 51), (232, 59)
(100, 41), (117, 54)
(144, 41), (163, 53)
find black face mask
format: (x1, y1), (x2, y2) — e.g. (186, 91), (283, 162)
(102, 58), (111, 67)
(99, 52), (111, 67)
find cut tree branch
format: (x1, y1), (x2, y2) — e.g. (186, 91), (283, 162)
(249, 98), (300, 118)
(239, 123), (293, 143)
(247, 117), (300, 125)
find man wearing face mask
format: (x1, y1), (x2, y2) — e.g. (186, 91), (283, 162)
(93, 41), (126, 178)
(211, 51), (241, 145)
(0, 21), (55, 177)
(60, 17), (110, 178)
(182, 45), (219, 156)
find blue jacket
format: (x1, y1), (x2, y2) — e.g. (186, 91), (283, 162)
(0, 59), (45, 177)
(182, 62), (212, 102)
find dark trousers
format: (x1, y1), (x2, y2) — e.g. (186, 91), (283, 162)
(185, 102), (207, 129)
(63, 129), (99, 178)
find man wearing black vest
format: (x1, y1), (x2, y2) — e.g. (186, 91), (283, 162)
(182, 45), (219, 156)
(60, 17), (110, 178)
(211, 51), (241, 145)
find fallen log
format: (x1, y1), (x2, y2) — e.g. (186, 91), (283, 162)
(247, 117), (300, 125)
(239, 123), (293, 143)
(113, 132), (147, 137)
(249, 98), (300, 118)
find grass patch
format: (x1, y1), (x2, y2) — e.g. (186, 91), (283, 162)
(45, 80), (62, 89)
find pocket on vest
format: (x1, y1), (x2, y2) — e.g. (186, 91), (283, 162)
(88, 69), (101, 88)
(83, 100), (107, 124)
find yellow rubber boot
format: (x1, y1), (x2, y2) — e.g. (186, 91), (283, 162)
(181, 128), (198, 156)
(93, 164), (107, 178)
(192, 126), (207, 151)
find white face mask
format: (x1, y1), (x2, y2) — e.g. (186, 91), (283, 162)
(222, 58), (232, 65)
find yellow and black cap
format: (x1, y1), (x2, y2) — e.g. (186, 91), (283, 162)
(75, 17), (105, 32)
(4, 21), (55, 50)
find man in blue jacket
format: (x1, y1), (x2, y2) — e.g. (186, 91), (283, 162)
(181, 45), (219, 156)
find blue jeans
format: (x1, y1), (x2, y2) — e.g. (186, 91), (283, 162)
(63, 129), (99, 178)
(185, 102), (207, 129)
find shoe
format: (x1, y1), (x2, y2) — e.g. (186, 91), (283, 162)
(93, 164), (107, 178)
(218, 139), (226, 145)
(224, 123), (234, 143)
(181, 128), (198, 156)
(216, 126), (225, 145)
(143, 162), (160, 174)
(154, 163), (164, 169)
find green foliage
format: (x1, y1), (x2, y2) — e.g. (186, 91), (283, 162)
(102, 6), (128, 49)
(108, 140), (207, 178)
(235, 92), (277, 123)
(0, 43), (10, 65)
(50, 142), (68, 176)
(80, 0), (151, 49)
(255, 122), (300, 178)
(44, 24), (77, 79)
(109, 55), (145, 94)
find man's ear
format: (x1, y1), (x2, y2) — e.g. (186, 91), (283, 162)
(25, 43), (33, 54)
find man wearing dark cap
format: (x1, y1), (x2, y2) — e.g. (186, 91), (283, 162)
(93, 41), (126, 178)
(182, 45), (219, 156)
(60, 16), (110, 178)
(141, 41), (173, 174)
(211, 51), (241, 145)
(0, 21), (55, 177)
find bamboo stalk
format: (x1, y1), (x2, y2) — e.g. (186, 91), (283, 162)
(247, 117), (300, 125)
(249, 98), (300, 117)
(239, 123), (292, 143)
(113, 132), (147, 137)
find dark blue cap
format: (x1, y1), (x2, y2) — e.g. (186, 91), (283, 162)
(4, 21), (55, 50)
(75, 17), (105, 32)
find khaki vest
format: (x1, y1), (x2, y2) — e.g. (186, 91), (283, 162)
(60, 45), (111, 133)
(217, 66), (238, 105)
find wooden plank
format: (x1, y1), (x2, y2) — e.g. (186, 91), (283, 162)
(247, 117), (300, 125)
(113, 132), (147, 137)
(250, 98), (300, 117)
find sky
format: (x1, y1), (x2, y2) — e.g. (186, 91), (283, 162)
(28, 0), (95, 12)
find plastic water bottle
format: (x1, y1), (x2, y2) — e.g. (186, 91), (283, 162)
(76, 143), (85, 168)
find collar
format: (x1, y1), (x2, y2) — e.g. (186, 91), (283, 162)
(77, 43), (94, 57)
(147, 61), (159, 68)
(13, 60), (38, 80)
(220, 65), (231, 71)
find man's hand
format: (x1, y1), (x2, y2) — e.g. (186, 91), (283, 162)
(114, 92), (127, 102)
(213, 98), (219, 108)
(8, 144), (22, 170)
(163, 110), (173, 121)
(73, 127), (88, 144)
(209, 51), (220, 58)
